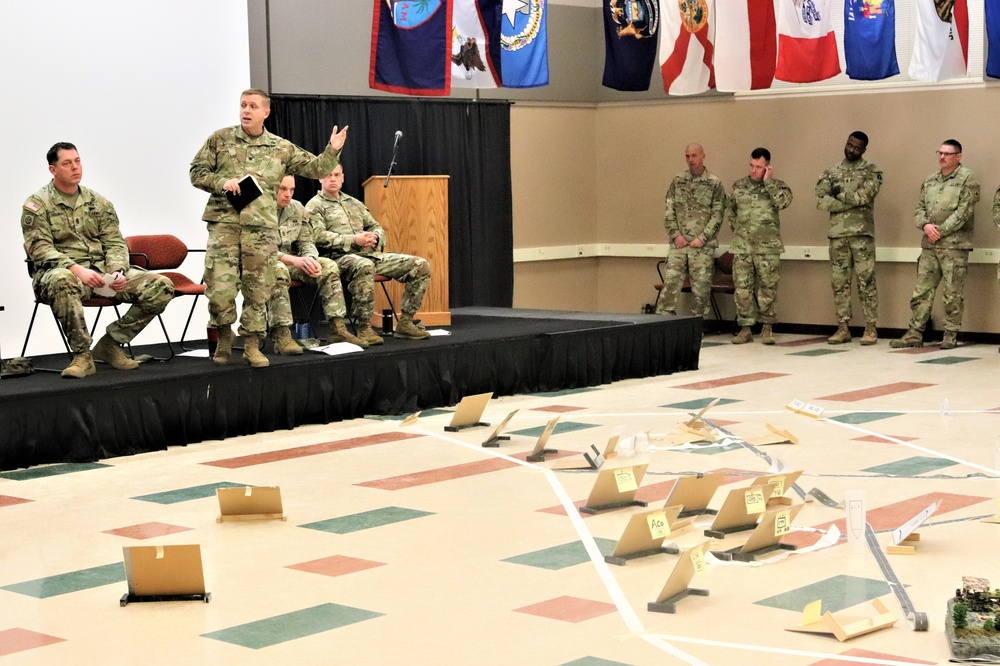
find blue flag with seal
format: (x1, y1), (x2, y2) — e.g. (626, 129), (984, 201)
(987, 0), (1000, 78)
(370, 0), (454, 96)
(844, 0), (899, 81)
(501, 0), (548, 87)
(603, 0), (660, 91)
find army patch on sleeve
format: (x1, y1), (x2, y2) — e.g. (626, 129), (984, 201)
(305, 206), (314, 214)
(23, 199), (41, 213)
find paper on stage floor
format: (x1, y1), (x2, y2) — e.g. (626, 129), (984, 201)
(427, 329), (450, 336)
(310, 342), (365, 355)
(178, 349), (210, 358)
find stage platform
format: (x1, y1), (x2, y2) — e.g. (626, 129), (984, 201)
(0, 307), (700, 471)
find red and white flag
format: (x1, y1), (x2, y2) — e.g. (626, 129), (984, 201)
(909, 0), (968, 82)
(714, 0), (776, 92)
(775, 0), (841, 83)
(660, 0), (716, 95)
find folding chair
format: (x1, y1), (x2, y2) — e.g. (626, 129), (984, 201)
(126, 235), (206, 359)
(655, 251), (736, 330)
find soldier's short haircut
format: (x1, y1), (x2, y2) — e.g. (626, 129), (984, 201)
(47, 142), (77, 165)
(943, 139), (962, 153)
(241, 88), (271, 107)
(849, 131), (869, 147)
(750, 147), (771, 162)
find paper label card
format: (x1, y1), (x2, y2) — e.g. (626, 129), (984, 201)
(744, 488), (766, 514)
(774, 508), (792, 536)
(614, 467), (638, 493)
(803, 404), (825, 418)
(802, 599), (822, 625)
(770, 476), (785, 498)
(646, 512), (671, 539)
(690, 548), (707, 574)
(786, 399), (805, 412)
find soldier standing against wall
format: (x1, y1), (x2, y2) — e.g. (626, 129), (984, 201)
(891, 140), (979, 349)
(816, 131), (883, 345)
(727, 147), (793, 345)
(654, 144), (726, 322)
(190, 88), (348, 367)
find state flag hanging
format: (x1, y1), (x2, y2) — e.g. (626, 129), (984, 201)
(714, 0), (776, 92)
(452, 0), (503, 88)
(909, 0), (968, 82)
(659, 0), (716, 96)
(987, 0), (1000, 79)
(602, 0), (660, 91)
(844, 0), (899, 80)
(370, 0), (455, 95)
(775, 0), (841, 83)
(501, 0), (549, 88)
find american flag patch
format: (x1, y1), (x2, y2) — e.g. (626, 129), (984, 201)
(23, 200), (41, 213)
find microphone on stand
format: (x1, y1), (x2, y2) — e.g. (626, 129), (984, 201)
(384, 130), (402, 188)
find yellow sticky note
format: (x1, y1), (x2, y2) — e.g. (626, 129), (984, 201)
(690, 547), (707, 574)
(770, 476), (785, 498)
(614, 467), (638, 493)
(774, 508), (792, 536)
(745, 488), (766, 514)
(646, 512), (670, 539)
(802, 599), (822, 625)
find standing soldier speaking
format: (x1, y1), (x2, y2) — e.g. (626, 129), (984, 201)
(816, 131), (883, 345)
(654, 143), (726, 323)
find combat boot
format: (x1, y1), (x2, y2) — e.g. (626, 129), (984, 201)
(940, 331), (958, 350)
(242, 333), (270, 367)
(213, 326), (235, 365)
(827, 322), (851, 345)
(61, 352), (96, 379)
(356, 324), (385, 346)
(760, 324), (776, 345)
(92, 334), (139, 369)
(395, 313), (431, 340)
(731, 327), (753, 345)
(272, 326), (303, 355)
(327, 318), (368, 348)
(860, 323), (878, 346)
(889, 329), (923, 349)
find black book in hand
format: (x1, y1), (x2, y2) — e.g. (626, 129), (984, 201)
(225, 174), (263, 212)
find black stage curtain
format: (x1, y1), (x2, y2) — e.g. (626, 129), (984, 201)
(268, 95), (513, 309)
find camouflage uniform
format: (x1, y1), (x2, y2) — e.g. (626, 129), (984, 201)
(307, 191), (430, 321)
(20, 182), (173, 353)
(189, 126), (341, 334)
(267, 199), (347, 328)
(904, 164), (979, 333)
(726, 177), (793, 326)
(654, 168), (726, 317)
(816, 158), (883, 323)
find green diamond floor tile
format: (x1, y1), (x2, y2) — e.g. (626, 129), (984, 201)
(133, 481), (248, 504)
(529, 387), (600, 398)
(501, 538), (617, 570)
(918, 356), (978, 365)
(661, 397), (742, 410)
(559, 658), (635, 666)
(509, 421), (601, 438)
(202, 602), (383, 649)
(300, 506), (433, 534)
(862, 456), (959, 476)
(788, 348), (850, 357)
(0, 462), (111, 481)
(1, 563), (125, 599)
(754, 574), (893, 614)
(827, 412), (902, 425)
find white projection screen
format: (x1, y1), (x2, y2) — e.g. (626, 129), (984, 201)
(0, 1), (250, 357)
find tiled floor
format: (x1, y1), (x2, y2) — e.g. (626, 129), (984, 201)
(2, 330), (999, 664)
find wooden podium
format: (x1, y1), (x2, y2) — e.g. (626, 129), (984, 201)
(363, 175), (450, 326)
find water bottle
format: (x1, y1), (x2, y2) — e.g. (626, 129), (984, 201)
(382, 309), (394, 335)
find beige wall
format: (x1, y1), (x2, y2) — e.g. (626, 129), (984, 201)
(512, 86), (1000, 331)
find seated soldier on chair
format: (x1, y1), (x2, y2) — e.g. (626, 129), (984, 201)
(268, 175), (367, 352)
(21, 142), (174, 378)
(306, 165), (431, 344)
